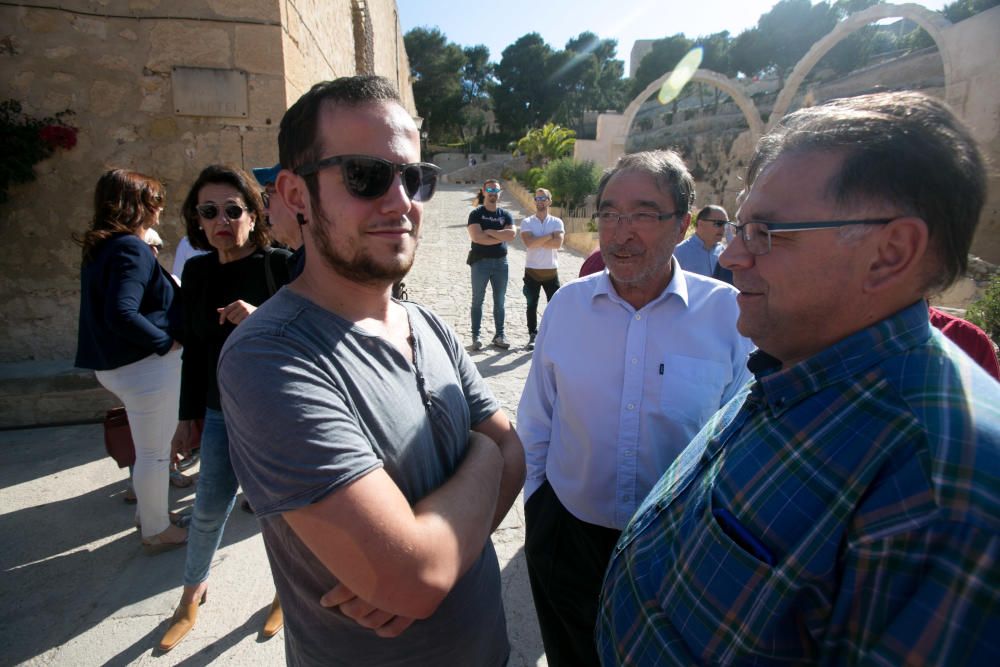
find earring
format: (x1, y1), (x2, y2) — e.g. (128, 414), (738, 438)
(296, 213), (307, 225)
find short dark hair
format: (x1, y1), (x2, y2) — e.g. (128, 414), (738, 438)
(78, 169), (165, 262)
(696, 204), (728, 222)
(181, 164), (270, 251)
(278, 75), (402, 203)
(747, 91), (986, 290)
(596, 150), (695, 217)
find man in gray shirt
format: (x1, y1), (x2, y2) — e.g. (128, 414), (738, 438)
(218, 75), (525, 666)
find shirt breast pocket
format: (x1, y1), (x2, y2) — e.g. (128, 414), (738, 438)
(659, 353), (730, 427)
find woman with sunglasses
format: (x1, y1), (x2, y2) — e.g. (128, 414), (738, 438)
(158, 165), (291, 653)
(75, 169), (187, 554)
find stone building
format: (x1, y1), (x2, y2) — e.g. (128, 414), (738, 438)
(0, 0), (414, 367)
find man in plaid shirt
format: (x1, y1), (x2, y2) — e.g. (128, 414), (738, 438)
(597, 91), (999, 666)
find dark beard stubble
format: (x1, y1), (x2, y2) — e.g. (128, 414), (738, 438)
(309, 204), (416, 287)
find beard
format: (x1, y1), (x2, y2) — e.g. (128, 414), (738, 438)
(309, 204), (416, 287)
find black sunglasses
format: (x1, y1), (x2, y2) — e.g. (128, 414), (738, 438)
(294, 154), (441, 202)
(196, 203), (249, 221)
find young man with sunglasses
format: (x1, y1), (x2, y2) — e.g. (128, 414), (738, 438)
(218, 76), (524, 667)
(598, 92), (1000, 666)
(673, 204), (728, 277)
(467, 179), (516, 350)
(519, 188), (564, 351)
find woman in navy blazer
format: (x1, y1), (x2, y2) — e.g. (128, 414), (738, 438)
(75, 169), (187, 554)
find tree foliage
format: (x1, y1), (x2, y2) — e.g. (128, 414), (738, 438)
(493, 33), (557, 136)
(493, 32), (627, 136)
(541, 158), (600, 210)
(631, 35), (694, 98)
(406, 0), (999, 147)
(966, 273), (1000, 343)
(515, 123), (576, 167)
(404, 28), (496, 144)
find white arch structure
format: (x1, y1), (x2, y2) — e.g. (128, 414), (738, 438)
(605, 3), (953, 158)
(620, 69), (765, 150)
(769, 3), (953, 128)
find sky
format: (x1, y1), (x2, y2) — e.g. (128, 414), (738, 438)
(397, 0), (950, 74)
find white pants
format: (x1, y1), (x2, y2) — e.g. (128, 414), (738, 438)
(96, 349), (181, 537)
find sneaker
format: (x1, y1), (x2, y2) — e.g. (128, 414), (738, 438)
(526, 333), (536, 350)
(472, 337), (483, 351)
(492, 334), (510, 350)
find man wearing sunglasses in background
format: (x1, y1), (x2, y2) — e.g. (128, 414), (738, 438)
(517, 150), (753, 666)
(598, 92), (1000, 666)
(673, 204), (728, 278)
(218, 75), (524, 667)
(467, 179), (516, 350)
(253, 163), (303, 259)
(519, 188), (564, 350)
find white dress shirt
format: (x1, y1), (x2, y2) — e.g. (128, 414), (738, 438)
(516, 261), (754, 529)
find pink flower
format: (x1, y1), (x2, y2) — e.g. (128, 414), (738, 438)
(39, 125), (77, 150)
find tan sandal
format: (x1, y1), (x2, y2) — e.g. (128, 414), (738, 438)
(141, 524), (188, 555)
(261, 595), (283, 638)
(158, 591), (207, 652)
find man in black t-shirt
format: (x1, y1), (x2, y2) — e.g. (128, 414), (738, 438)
(467, 179), (516, 350)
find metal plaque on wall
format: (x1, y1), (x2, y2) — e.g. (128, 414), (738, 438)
(172, 67), (248, 118)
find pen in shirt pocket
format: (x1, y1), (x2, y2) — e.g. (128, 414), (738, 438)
(659, 363), (664, 375)
(712, 506), (776, 566)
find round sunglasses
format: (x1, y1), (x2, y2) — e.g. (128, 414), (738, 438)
(294, 154), (441, 202)
(196, 203), (249, 220)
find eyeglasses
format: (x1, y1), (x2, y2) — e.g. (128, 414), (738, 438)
(593, 209), (681, 227)
(294, 154), (441, 202)
(700, 218), (728, 227)
(196, 203), (249, 221)
(534, 196), (550, 202)
(485, 187), (501, 194)
(728, 218), (895, 256)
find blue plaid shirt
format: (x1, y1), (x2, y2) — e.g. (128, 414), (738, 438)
(598, 300), (1000, 666)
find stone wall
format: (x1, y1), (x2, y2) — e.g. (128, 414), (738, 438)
(0, 0), (412, 363)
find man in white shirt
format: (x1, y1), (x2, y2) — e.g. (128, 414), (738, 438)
(519, 188), (564, 350)
(516, 150), (754, 667)
(673, 204), (728, 277)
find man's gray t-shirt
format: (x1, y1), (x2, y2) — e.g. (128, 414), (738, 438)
(218, 288), (509, 667)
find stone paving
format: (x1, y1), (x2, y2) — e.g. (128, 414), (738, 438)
(0, 183), (587, 666)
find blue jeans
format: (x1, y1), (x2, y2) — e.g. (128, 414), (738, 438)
(470, 257), (508, 339)
(183, 408), (238, 586)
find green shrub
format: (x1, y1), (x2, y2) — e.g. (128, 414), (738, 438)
(965, 272), (1000, 344)
(513, 167), (545, 191)
(541, 158), (600, 210)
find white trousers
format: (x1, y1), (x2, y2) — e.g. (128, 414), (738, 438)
(96, 349), (181, 537)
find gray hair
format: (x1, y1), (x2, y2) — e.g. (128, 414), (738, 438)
(597, 150), (696, 217)
(747, 91), (986, 290)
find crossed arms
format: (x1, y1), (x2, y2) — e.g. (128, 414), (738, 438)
(467, 222), (516, 245)
(521, 229), (564, 250)
(284, 409), (525, 634)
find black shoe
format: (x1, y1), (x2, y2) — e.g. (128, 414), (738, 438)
(492, 334), (510, 350)
(526, 333), (536, 350)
